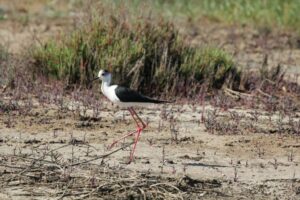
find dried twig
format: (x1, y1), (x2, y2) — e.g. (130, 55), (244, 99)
(67, 142), (134, 167)
(4, 144), (70, 183)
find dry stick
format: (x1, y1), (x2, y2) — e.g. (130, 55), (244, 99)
(150, 182), (184, 200)
(257, 79), (279, 98)
(224, 85), (282, 104)
(79, 178), (142, 199)
(111, 182), (139, 195)
(0, 164), (26, 170)
(150, 187), (167, 199)
(12, 143), (99, 167)
(223, 87), (252, 99)
(164, 190), (182, 200)
(223, 89), (240, 100)
(138, 188), (147, 200)
(51, 189), (91, 198)
(152, 189), (167, 199)
(260, 79), (275, 88)
(77, 183), (110, 199)
(67, 142), (134, 167)
(257, 89), (273, 98)
(150, 183), (182, 194)
(159, 185), (183, 199)
(3, 143), (133, 197)
(10, 155), (62, 166)
(56, 179), (73, 200)
(4, 144), (70, 183)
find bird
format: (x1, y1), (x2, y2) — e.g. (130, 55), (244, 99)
(93, 69), (171, 163)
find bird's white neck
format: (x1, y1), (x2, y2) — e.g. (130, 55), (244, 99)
(101, 79), (111, 94)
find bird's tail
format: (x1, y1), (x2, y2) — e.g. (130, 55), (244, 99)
(150, 99), (175, 104)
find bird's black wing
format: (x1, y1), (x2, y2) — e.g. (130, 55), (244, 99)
(115, 86), (166, 103)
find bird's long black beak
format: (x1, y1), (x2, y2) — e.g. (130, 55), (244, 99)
(88, 77), (99, 89)
(92, 77), (100, 82)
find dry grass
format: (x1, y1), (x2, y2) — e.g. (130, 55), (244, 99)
(0, 136), (222, 199)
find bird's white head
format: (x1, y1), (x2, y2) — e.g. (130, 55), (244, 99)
(98, 69), (112, 83)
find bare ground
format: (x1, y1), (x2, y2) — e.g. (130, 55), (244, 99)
(0, 99), (300, 199)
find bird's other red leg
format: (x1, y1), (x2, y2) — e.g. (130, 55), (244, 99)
(127, 107), (147, 163)
(129, 128), (142, 163)
(128, 107), (142, 129)
(109, 129), (137, 149)
(108, 108), (139, 149)
(131, 108), (147, 129)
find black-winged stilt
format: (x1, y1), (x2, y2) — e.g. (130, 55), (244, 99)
(93, 69), (171, 163)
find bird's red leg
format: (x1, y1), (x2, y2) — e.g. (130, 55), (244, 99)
(128, 107), (142, 129)
(108, 108), (139, 149)
(108, 107), (147, 163)
(127, 107), (147, 163)
(129, 128), (142, 163)
(131, 108), (147, 129)
(109, 129), (137, 149)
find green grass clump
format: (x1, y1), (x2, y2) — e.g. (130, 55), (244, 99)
(125, 0), (300, 32)
(0, 44), (10, 86)
(32, 5), (239, 97)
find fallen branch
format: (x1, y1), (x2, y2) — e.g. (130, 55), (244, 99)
(223, 87), (252, 99)
(67, 142), (134, 167)
(256, 89), (273, 98)
(4, 144), (70, 183)
(57, 180), (73, 200)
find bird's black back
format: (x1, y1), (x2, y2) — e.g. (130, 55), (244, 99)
(115, 86), (167, 103)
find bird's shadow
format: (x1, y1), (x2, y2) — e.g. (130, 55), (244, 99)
(183, 162), (229, 168)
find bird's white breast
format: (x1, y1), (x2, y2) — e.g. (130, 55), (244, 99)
(101, 85), (121, 104)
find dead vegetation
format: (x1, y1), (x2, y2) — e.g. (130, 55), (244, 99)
(1, 96), (299, 199)
(0, 134), (223, 199)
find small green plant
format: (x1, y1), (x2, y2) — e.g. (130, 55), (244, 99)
(0, 44), (8, 61)
(0, 44), (10, 86)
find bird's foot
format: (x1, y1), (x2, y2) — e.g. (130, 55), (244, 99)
(108, 141), (117, 150)
(126, 159), (132, 164)
(137, 127), (143, 132)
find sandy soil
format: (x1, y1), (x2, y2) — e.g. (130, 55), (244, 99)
(0, 99), (300, 199)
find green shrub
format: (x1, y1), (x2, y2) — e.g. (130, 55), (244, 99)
(32, 5), (239, 97)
